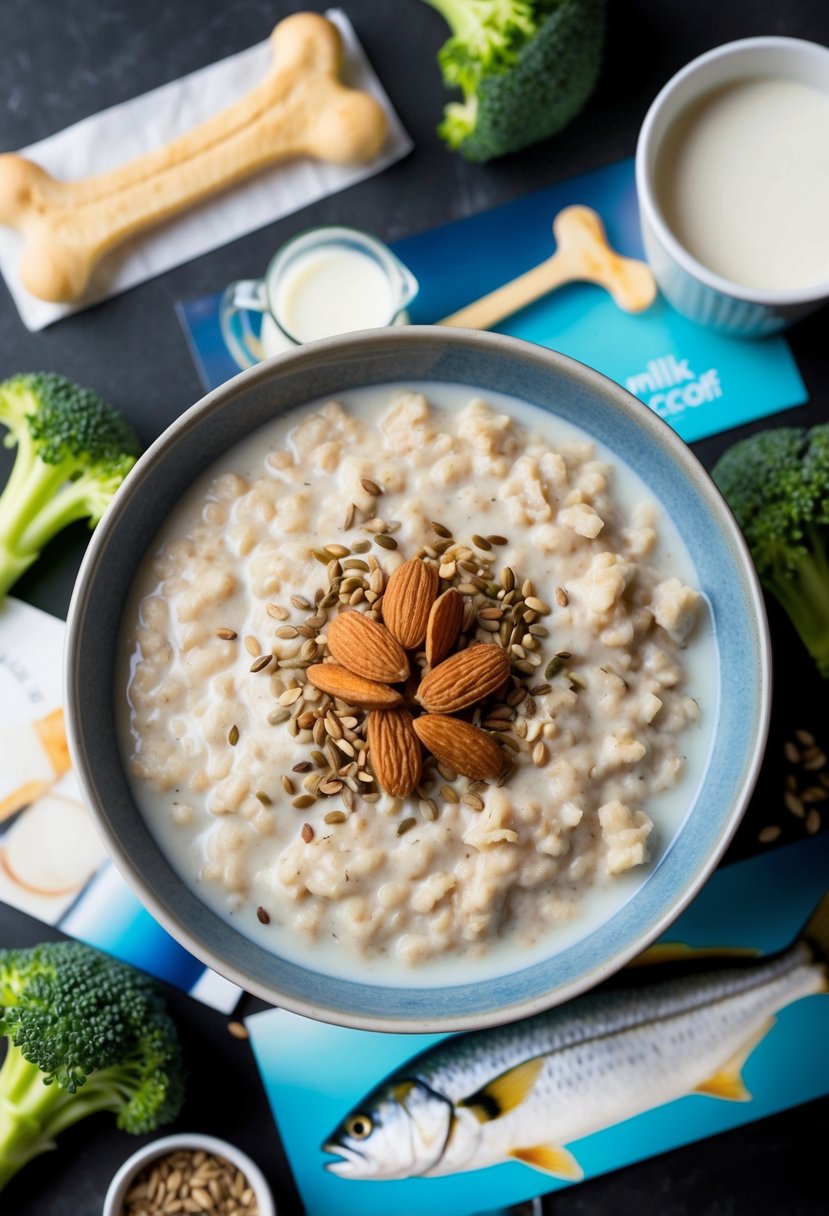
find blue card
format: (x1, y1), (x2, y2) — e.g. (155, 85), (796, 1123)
(247, 834), (829, 1216)
(177, 158), (806, 443)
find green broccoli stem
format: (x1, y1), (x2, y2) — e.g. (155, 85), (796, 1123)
(14, 474), (105, 558)
(0, 446), (96, 596)
(422, 0), (479, 33)
(422, 0), (533, 46)
(0, 436), (71, 549)
(767, 529), (829, 678)
(0, 1045), (126, 1192)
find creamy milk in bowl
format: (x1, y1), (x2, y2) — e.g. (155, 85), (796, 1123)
(636, 37), (829, 335)
(64, 328), (770, 1031)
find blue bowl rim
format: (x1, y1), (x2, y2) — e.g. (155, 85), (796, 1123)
(64, 326), (771, 1033)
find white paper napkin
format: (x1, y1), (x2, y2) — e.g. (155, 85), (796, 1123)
(0, 9), (413, 331)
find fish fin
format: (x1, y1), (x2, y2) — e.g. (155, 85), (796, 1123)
(509, 1144), (584, 1181)
(630, 942), (758, 968)
(694, 1070), (751, 1102)
(694, 1016), (776, 1102)
(460, 1057), (545, 1123)
(802, 890), (829, 987)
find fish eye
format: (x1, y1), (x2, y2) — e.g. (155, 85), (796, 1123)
(346, 1113), (373, 1139)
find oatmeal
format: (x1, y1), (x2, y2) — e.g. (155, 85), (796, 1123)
(119, 384), (715, 980)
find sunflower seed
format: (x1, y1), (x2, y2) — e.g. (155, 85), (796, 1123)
(758, 825), (781, 844)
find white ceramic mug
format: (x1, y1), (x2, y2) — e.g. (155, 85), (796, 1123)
(636, 37), (829, 336)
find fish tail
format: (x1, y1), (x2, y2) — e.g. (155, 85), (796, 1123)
(801, 890), (829, 984)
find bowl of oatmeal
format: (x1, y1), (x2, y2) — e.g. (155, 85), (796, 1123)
(65, 327), (769, 1031)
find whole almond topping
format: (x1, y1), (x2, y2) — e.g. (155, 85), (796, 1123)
(327, 611), (409, 683)
(425, 587), (464, 667)
(382, 558), (439, 649)
(368, 708), (422, 798)
(306, 664), (403, 708)
(416, 643), (510, 714)
(413, 714), (504, 781)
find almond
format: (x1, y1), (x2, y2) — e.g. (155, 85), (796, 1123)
(368, 708), (422, 797)
(327, 611), (409, 683)
(306, 664), (402, 708)
(413, 715), (504, 781)
(416, 643), (510, 713)
(425, 587), (464, 667)
(382, 558), (439, 649)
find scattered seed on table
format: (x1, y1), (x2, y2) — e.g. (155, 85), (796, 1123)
(228, 725), (239, 746)
(216, 627), (237, 640)
(266, 602), (289, 620)
(784, 791), (805, 818)
(324, 810), (347, 825)
(758, 825), (781, 844)
(227, 1021), (249, 1040)
(256, 906), (270, 924)
(250, 654), (273, 673)
(462, 793), (484, 811)
(301, 823), (314, 843)
(397, 817), (416, 836)
(255, 790), (272, 805)
(292, 760), (312, 773)
(806, 808), (821, 835)
(361, 477), (382, 496)
(796, 728), (815, 747)
(293, 795), (315, 809)
(375, 533), (397, 550)
(281, 775), (295, 795)
(532, 741), (549, 766)
(431, 521), (452, 538)
(784, 741), (801, 764)
(487, 534), (508, 546)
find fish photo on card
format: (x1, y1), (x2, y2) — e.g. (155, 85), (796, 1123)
(322, 890), (829, 1183)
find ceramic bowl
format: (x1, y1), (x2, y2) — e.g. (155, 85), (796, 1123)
(65, 327), (770, 1032)
(102, 1132), (275, 1216)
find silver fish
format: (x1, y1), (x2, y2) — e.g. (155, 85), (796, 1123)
(323, 892), (829, 1181)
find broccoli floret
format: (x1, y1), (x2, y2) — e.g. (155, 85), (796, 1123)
(424, 0), (606, 162)
(712, 425), (829, 678)
(0, 372), (140, 597)
(0, 941), (185, 1192)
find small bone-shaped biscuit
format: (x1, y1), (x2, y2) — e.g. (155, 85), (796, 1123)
(440, 206), (657, 330)
(0, 13), (388, 303)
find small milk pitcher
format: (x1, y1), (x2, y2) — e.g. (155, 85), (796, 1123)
(220, 226), (419, 368)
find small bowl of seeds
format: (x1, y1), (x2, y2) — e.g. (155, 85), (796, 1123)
(103, 1132), (275, 1216)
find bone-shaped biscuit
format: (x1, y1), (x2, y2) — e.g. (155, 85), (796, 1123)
(440, 206), (657, 329)
(0, 13), (388, 303)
